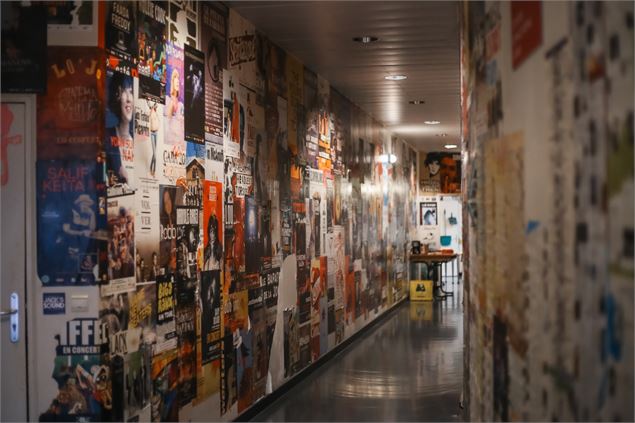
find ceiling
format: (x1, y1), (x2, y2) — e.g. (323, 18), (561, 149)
(225, 1), (461, 152)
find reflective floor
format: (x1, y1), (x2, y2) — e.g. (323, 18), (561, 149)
(252, 283), (464, 421)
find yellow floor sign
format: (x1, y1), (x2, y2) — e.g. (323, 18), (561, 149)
(410, 280), (433, 301)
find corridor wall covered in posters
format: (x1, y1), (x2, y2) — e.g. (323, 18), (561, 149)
(30, 3), (416, 421)
(460, 1), (633, 421)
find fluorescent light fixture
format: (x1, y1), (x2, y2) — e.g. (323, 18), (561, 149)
(444, 144), (458, 149)
(377, 154), (397, 164)
(353, 36), (379, 44)
(384, 74), (407, 81)
(424, 120), (440, 125)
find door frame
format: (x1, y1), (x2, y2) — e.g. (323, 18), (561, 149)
(2, 93), (38, 420)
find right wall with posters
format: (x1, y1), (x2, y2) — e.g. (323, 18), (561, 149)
(460, 1), (633, 421)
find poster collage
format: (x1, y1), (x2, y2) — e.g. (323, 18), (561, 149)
(459, 1), (633, 421)
(30, 2), (416, 421)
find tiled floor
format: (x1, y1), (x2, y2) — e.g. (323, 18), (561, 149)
(252, 283), (464, 421)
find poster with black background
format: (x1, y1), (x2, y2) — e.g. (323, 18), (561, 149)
(106, 1), (137, 75)
(201, 2), (228, 143)
(184, 44), (205, 144)
(1, 2), (47, 93)
(137, 0), (167, 102)
(201, 270), (221, 363)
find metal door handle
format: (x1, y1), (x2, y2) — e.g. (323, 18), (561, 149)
(2, 293), (19, 342)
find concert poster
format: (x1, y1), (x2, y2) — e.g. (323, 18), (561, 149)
(37, 47), (103, 160)
(37, 159), (106, 286)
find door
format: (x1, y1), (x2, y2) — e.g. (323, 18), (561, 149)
(1, 95), (35, 421)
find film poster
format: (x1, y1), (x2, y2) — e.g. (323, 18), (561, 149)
(159, 185), (177, 275)
(137, 0), (167, 102)
(201, 1), (227, 144)
(37, 47), (103, 160)
(36, 159), (106, 286)
(184, 44), (205, 144)
(103, 194), (136, 296)
(105, 69), (136, 196)
(105, 1), (137, 75)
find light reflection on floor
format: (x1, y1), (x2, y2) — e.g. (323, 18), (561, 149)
(252, 283), (464, 422)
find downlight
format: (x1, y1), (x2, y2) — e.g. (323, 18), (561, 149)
(409, 100), (425, 105)
(424, 120), (441, 125)
(444, 144), (458, 149)
(384, 74), (407, 81)
(352, 35), (379, 44)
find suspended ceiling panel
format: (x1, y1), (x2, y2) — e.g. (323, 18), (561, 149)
(225, 1), (461, 151)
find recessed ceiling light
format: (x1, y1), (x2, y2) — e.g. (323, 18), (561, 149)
(409, 100), (425, 105)
(384, 74), (407, 81)
(424, 120), (441, 125)
(352, 35), (379, 44)
(444, 144), (458, 149)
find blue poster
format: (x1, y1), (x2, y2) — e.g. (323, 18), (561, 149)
(37, 159), (107, 286)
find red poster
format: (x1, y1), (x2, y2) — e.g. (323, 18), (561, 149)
(511, 1), (542, 69)
(37, 47), (104, 160)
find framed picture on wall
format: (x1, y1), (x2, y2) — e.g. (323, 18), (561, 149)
(420, 202), (437, 226)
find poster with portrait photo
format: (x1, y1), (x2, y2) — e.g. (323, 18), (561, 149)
(159, 185), (177, 275)
(137, 0), (167, 101)
(134, 78), (163, 184)
(184, 44), (205, 144)
(201, 1), (227, 143)
(135, 182), (159, 283)
(420, 202), (438, 226)
(105, 1), (137, 75)
(419, 152), (461, 194)
(105, 69), (136, 196)
(202, 180), (223, 270)
(36, 159), (107, 286)
(37, 47), (103, 160)
(103, 194), (136, 296)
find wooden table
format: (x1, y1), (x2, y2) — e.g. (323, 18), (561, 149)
(409, 253), (457, 299)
